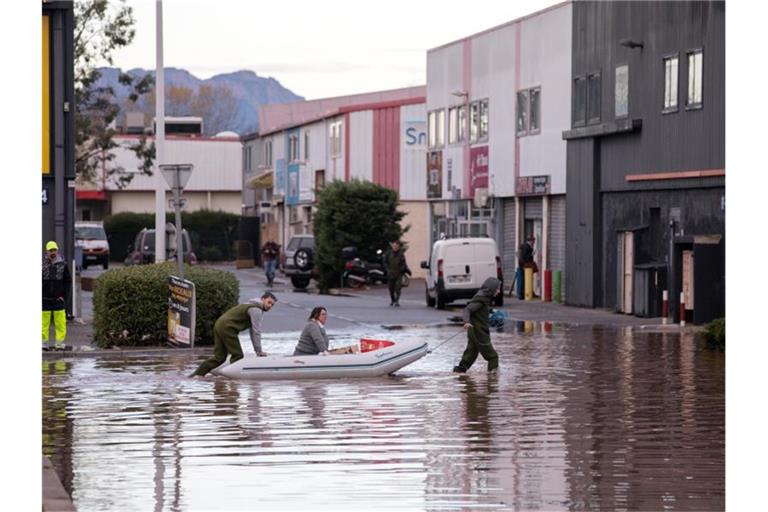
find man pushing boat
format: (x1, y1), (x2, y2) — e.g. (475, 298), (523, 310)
(189, 292), (277, 378)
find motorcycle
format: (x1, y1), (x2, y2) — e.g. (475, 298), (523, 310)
(342, 246), (387, 288)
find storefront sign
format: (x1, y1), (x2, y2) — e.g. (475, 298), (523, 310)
(405, 121), (426, 147)
(516, 175), (551, 196)
(427, 150), (442, 198)
(287, 163), (300, 205)
(168, 275), (196, 347)
(469, 146), (489, 198)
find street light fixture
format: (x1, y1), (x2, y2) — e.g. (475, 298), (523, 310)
(160, 164), (194, 277)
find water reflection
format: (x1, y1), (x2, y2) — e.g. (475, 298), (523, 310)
(42, 326), (724, 511)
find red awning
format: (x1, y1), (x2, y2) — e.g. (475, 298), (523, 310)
(76, 190), (107, 201)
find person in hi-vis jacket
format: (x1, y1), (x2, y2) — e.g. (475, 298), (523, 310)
(42, 241), (71, 351)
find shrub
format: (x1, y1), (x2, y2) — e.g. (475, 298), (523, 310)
(93, 262), (239, 348)
(313, 179), (408, 290)
(103, 209), (240, 262)
(704, 317), (725, 351)
(197, 245), (224, 262)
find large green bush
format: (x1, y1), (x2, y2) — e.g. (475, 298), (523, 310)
(93, 262), (239, 348)
(313, 179), (408, 290)
(103, 209), (240, 262)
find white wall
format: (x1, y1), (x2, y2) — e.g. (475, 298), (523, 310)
(400, 103), (427, 200)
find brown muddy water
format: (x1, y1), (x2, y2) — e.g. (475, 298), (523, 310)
(42, 324), (724, 511)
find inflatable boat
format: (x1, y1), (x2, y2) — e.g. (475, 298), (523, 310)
(212, 338), (429, 380)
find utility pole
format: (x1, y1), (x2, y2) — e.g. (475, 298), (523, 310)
(154, 0), (166, 262)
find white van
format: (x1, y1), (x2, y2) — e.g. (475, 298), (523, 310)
(420, 237), (503, 309)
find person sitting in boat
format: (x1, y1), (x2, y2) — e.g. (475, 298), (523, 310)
(293, 307), (330, 355)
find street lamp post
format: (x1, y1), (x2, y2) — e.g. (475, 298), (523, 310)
(160, 164), (193, 277)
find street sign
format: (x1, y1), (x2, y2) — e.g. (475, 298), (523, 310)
(168, 198), (187, 209)
(168, 275), (196, 347)
(160, 164), (193, 189)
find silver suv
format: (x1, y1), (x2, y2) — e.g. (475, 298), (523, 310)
(283, 234), (314, 289)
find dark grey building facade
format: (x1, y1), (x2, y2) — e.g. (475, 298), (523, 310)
(563, 1), (725, 323)
(42, 1), (76, 312)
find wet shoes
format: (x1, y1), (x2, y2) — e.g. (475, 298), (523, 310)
(452, 365), (467, 373)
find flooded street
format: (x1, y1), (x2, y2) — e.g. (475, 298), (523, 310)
(42, 325), (724, 511)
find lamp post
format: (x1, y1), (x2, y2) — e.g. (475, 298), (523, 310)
(160, 164), (193, 277)
(155, 0), (166, 262)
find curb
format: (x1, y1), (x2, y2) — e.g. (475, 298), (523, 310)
(42, 455), (75, 512)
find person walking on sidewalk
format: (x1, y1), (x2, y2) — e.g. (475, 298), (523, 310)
(261, 240), (280, 287)
(453, 277), (501, 373)
(189, 292), (277, 377)
(42, 241), (71, 351)
(383, 240), (411, 307)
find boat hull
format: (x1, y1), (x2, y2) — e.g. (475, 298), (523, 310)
(213, 339), (429, 380)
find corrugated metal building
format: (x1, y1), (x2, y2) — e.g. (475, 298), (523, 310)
(426, 1), (572, 296)
(246, 87), (430, 278)
(562, 0), (725, 323)
(86, 134), (243, 216)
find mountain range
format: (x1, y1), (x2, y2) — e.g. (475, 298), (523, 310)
(95, 67), (305, 135)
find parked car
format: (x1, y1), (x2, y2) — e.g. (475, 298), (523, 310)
(75, 221), (110, 269)
(420, 237), (503, 309)
(284, 234), (315, 289)
(126, 227), (197, 266)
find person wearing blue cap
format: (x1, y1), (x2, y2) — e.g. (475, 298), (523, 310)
(42, 241), (71, 351)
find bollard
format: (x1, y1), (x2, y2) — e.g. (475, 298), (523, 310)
(679, 291), (686, 327)
(524, 267), (534, 300)
(543, 269), (552, 302)
(552, 270), (561, 303)
(662, 290), (669, 324)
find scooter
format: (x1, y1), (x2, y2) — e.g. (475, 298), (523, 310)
(342, 247), (387, 288)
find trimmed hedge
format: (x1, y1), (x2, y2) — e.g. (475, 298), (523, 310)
(93, 262), (239, 348)
(103, 210), (241, 262)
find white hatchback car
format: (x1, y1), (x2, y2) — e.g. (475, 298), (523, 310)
(75, 222), (110, 269)
(420, 237), (503, 309)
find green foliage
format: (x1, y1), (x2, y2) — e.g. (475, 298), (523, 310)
(92, 262), (239, 348)
(313, 179), (408, 290)
(74, 0), (154, 187)
(103, 210), (240, 261)
(103, 212), (154, 261)
(704, 317), (725, 351)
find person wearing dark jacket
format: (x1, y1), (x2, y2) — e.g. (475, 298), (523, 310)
(189, 292), (277, 377)
(293, 307), (331, 355)
(383, 240), (411, 307)
(453, 277), (501, 373)
(42, 241), (71, 351)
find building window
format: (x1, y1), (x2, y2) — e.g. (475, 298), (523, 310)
(428, 109), (445, 148)
(587, 72), (601, 124)
(289, 205), (298, 224)
(265, 140), (273, 167)
(529, 88), (540, 133)
(457, 105), (466, 142)
(448, 106), (458, 144)
(663, 54), (679, 112)
(478, 99), (489, 141)
(573, 76), (586, 126)
(304, 131), (310, 159)
(315, 169), (325, 191)
(517, 87), (541, 136)
(687, 49), (703, 108)
(469, 101), (479, 143)
(288, 133), (299, 162)
(615, 64), (629, 118)
(516, 90), (529, 135)
(329, 121), (342, 157)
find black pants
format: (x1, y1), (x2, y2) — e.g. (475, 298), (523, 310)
(388, 277), (402, 303)
(457, 329), (498, 371)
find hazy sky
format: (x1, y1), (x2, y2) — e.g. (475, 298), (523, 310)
(111, 0), (561, 100)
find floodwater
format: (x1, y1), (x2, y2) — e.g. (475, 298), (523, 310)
(43, 324), (724, 511)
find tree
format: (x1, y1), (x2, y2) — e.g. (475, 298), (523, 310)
(74, 0), (154, 188)
(136, 83), (239, 135)
(313, 180), (409, 291)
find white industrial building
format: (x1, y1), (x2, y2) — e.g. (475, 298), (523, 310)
(243, 86), (430, 277)
(77, 133), (243, 219)
(426, 1), (572, 293)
